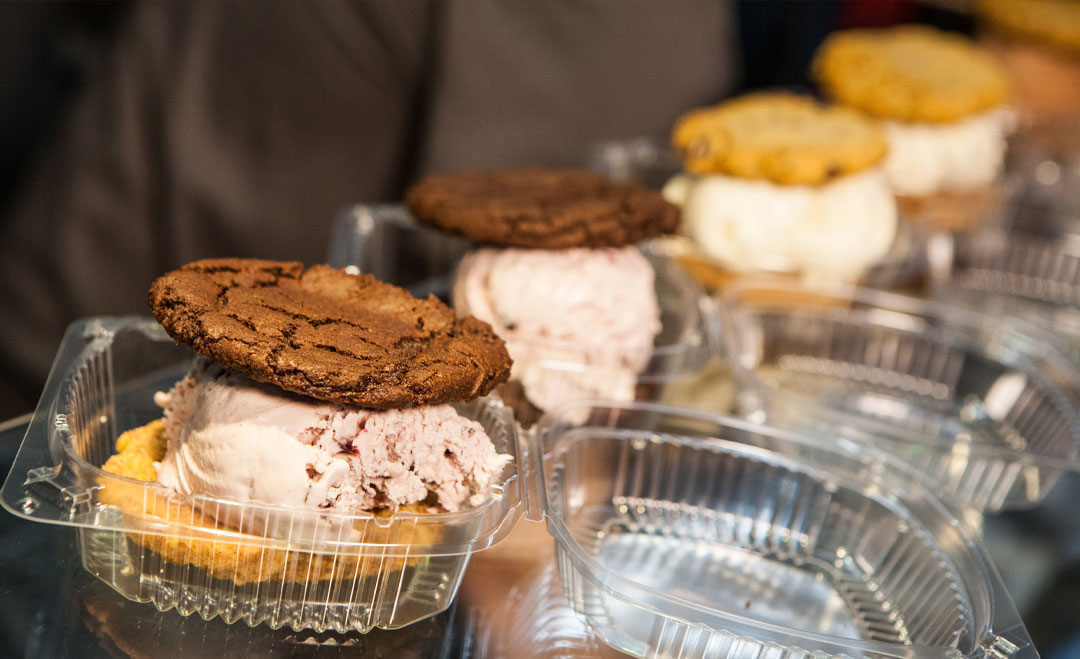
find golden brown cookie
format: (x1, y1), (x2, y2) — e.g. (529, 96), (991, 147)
(100, 420), (441, 585)
(983, 35), (1080, 122)
(979, 0), (1080, 56)
(148, 258), (511, 409)
(814, 25), (1010, 123)
(670, 93), (888, 185)
(405, 168), (679, 249)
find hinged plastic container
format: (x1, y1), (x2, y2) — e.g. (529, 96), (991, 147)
(529, 401), (1035, 658)
(0, 322), (1037, 656)
(718, 279), (1080, 513)
(0, 318), (531, 634)
(930, 227), (1080, 347)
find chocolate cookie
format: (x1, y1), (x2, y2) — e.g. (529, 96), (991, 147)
(148, 258), (511, 408)
(404, 168), (679, 249)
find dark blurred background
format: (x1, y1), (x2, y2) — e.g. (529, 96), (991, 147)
(1, 2), (1078, 658)
(0, 0), (982, 421)
(0, 0), (978, 422)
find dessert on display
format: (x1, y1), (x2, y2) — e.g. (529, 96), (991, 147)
(978, 0), (1080, 123)
(100, 258), (513, 584)
(663, 92), (898, 286)
(405, 167), (679, 417)
(149, 360), (504, 515)
(814, 25), (1012, 230)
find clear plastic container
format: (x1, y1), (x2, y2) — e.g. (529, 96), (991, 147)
(718, 279), (1080, 512)
(1006, 116), (1080, 237)
(2, 333), (1037, 656)
(493, 564), (625, 658)
(0, 318), (529, 634)
(328, 204), (474, 301)
(329, 205), (719, 392)
(532, 401), (1036, 659)
(588, 136), (682, 191)
(923, 117), (1080, 347)
(931, 228), (1080, 345)
(71, 562), (474, 658)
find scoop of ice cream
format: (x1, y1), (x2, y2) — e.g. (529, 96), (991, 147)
(154, 359), (508, 513)
(664, 168), (897, 283)
(453, 246), (661, 411)
(883, 108), (1010, 197)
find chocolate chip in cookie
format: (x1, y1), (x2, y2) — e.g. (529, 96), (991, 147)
(148, 258), (512, 408)
(404, 167), (679, 249)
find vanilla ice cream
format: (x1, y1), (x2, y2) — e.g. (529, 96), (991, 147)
(453, 246), (661, 412)
(883, 108), (1010, 197)
(664, 168), (898, 283)
(154, 359), (508, 513)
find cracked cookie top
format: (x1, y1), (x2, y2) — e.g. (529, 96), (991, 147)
(404, 167), (679, 249)
(148, 258), (512, 408)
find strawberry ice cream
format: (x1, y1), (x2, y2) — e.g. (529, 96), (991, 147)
(153, 358), (509, 513)
(452, 246), (661, 412)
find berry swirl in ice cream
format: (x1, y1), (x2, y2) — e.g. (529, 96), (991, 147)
(153, 358), (509, 514)
(130, 258), (515, 514)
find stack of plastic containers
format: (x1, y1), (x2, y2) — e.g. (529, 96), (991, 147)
(0, 317), (1044, 657)
(4, 199), (1072, 658)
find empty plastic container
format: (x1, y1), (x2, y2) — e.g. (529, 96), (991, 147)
(719, 279), (1080, 512)
(531, 401), (1036, 658)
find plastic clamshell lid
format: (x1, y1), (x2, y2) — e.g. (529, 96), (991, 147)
(0, 317), (529, 558)
(533, 401), (1037, 659)
(719, 278), (1080, 513)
